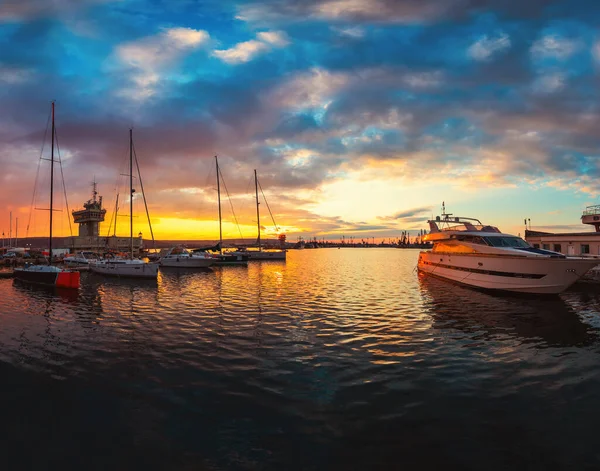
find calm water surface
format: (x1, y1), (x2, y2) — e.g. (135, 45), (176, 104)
(2, 249), (600, 470)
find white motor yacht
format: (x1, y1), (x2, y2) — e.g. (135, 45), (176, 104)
(64, 251), (99, 266)
(418, 213), (599, 294)
(159, 246), (215, 268)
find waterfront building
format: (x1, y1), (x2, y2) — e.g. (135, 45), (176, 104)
(525, 204), (600, 256)
(68, 183), (144, 254)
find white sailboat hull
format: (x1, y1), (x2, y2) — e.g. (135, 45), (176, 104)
(159, 256), (214, 268)
(89, 260), (158, 278)
(418, 251), (599, 294)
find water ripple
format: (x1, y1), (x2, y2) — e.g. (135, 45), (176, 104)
(1, 249), (600, 469)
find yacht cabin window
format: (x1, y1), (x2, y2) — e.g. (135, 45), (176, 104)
(483, 236), (530, 248)
(457, 235), (489, 245)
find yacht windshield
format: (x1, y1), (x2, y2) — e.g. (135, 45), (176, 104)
(483, 236), (530, 248)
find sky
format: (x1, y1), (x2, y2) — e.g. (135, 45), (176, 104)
(2, 0), (600, 242)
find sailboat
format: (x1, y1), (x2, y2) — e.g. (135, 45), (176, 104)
(234, 170), (286, 260)
(89, 129), (158, 278)
(14, 101), (80, 289)
(198, 156), (248, 266)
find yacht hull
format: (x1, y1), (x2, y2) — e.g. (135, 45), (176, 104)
(417, 251), (599, 294)
(90, 261), (158, 278)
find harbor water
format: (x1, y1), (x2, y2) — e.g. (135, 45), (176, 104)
(1, 248), (600, 469)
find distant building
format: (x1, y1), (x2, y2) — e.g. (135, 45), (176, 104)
(67, 183), (143, 254)
(525, 204), (600, 256)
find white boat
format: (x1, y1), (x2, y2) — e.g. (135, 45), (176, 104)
(159, 246), (215, 268)
(211, 156), (249, 267)
(90, 257), (158, 278)
(234, 169), (286, 261)
(64, 251), (99, 266)
(417, 211), (599, 294)
(89, 129), (157, 279)
(14, 101), (80, 290)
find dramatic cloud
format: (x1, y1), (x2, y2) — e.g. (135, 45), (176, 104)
(113, 27), (210, 100)
(530, 34), (581, 60)
(0, 0), (117, 22)
(468, 32), (511, 61)
(0, 64), (33, 83)
(380, 207), (433, 221)
(235, 0), (573, 25)
(213, 30), (289, 64)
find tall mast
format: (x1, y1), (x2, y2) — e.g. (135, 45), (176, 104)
(9, 211), (11, 248)
(216, 156), (222, 255)
(254, 169), (261, 251)
(49, 101), (55, 264)
(129, 128), (133, 260)
(15, 217), (18, 247)
(113, 194), (119, 237)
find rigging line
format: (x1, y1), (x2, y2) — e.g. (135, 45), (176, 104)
(27, 110), (51, 238)
(217, 165), (246, 244)
(258, 180), (279, 231)
(53, 127), (73, 238)
(105, 193), (118, 239)
(105, 141), (131, 240)
(109, 143), (129, 227)
(238, 172), (255, 226)
(132, 142), (155, 249)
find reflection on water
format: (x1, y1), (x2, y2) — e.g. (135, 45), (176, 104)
(0, 249), (600, 469)
(419, 273), (599, 348)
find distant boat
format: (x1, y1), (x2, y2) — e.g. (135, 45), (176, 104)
(14, 101), (80, 289)
(211, 156), (249, 266)
(64, 251), (99, 267)
(234, 169), (286, 261)
(159, 246), (215, 268)
(89, 129), (159, 279)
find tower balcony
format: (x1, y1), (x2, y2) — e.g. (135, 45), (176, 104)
(582, 205), (600, 232)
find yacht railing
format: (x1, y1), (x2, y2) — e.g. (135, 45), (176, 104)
(582, 205), (600, 216)
(439, 224), (488, 232)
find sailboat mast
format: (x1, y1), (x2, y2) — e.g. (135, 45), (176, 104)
(129, 129), (133, 260)
(216, 156), (223, 255)
(49, 101), (55, 264)
(254, 169), (261, 251)
(114, 194), (119, 236)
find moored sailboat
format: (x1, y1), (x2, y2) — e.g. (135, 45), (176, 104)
(89, 129), (158, 279)
(211, 156), (248, 266)
(234, 169), (286, 261)
(159, 246), (215, 268)
(14, 101), (80, 289)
